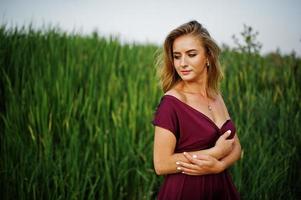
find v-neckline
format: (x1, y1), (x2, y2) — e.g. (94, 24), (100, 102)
(164, 94), (231, 131)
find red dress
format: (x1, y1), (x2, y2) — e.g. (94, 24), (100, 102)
(152, 95), (240, 200)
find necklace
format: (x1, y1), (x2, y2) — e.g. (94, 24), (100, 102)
(203, 95), (212, 111)
(181, 90), (212, 112)
(208, 104), (212, 111)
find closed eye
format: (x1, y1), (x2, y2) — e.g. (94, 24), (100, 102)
(173, 55), (180, 60)
(173, 54), (196, 59)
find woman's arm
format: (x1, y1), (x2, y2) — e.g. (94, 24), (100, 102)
(220, 133), (241, 168)
(177, 134), (242, 175)
(153, 126), (234, 175)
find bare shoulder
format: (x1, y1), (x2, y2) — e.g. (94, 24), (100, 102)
(216, 92), (230, 118)
(216, 92), (225, 104)
(164, 88), (186, 102)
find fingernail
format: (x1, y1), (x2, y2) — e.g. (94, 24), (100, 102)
(192, 155), (197, 159)
(176, 161), (180, 165)
(183, 152), (187, 155)
(227, 130), (231, 134)
(177, 167), (181, 170)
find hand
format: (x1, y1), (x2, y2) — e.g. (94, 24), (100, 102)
(214, 130), (234, 158)
(175, 152), (225, 176)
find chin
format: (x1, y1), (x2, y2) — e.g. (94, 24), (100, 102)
(180, 75), (197, 82)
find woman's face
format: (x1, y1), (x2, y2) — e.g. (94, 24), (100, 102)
(172, 34), (208, 82)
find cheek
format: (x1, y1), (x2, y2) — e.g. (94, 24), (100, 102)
(189, 55), (203, 65)
(174, 66), (180, 74)
(173, 59), (180, 67)
(194, 58), (206, 69)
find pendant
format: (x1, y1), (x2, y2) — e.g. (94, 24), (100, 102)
(208, 105), (212, 111)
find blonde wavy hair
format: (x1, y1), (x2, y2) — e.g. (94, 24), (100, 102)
(155, 20), (223, 99)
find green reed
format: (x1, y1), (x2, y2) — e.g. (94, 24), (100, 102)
(0, 25), (300, 199)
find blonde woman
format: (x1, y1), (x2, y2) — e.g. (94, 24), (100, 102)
(152, 20), (241, 199)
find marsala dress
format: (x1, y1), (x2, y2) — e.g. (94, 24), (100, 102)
(152, 95), (240, 200)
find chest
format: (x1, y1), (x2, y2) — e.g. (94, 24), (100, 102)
(185, 98), (228, 128)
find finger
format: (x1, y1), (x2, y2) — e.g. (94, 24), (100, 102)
(182, 172), (200, 176)
(177, 161), (200, 170)
(195, 155), (216, 166)
(181, 167), (204, 175)
(183, 152), (210, 166)
(199, 159), (214, 167)
(183, 152), (205, 165)
(183, 152), (194, 162)
(222, 130), (232, 138)
(183, 152), (210, 160)
(182, 170), (211, 176)
(182, 172), (203, 176)
(229, 138), (235, 143)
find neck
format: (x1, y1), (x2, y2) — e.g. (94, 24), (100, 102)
(181, 76), (208, 97)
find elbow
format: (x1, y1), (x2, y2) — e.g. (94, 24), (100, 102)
(153, 159), (169, 175)
(154, 168), (164, 176)
(154, 163), (165, 176)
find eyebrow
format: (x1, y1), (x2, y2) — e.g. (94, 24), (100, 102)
(173, 49), (198, 54)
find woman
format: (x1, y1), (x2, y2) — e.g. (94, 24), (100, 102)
(152, 20), (241, 199)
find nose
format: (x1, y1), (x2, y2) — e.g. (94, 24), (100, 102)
(180, 56), (188, 67)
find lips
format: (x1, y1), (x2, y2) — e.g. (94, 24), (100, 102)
(180, 70), (192, 75)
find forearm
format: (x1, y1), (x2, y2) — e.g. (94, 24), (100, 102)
(154, 147), (220, 175)
(220, 140), (241, 169)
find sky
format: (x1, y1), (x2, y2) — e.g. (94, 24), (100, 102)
(1, 0), (301, 56)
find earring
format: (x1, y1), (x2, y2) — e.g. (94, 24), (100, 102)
(206, 59), (210, 67)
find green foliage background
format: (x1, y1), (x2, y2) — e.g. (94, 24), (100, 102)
(0, 26), (300, 199)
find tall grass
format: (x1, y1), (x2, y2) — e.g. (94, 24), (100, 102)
(0, 26), (300, 199)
